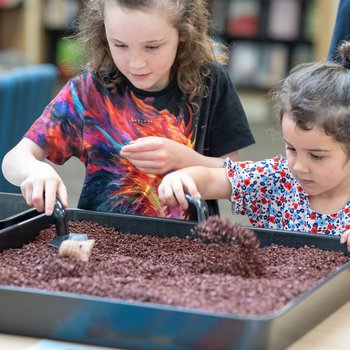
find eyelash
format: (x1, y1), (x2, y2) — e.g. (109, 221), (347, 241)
(113, 44), (160, 50)
(286, 146), (323, 160)
(310, 154), (323, 161)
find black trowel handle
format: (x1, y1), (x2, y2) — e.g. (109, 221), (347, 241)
(185, 194), (209, 223)
(53, 199), (69, 237)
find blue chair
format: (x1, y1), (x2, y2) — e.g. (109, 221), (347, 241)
(0, 64), (58, 192)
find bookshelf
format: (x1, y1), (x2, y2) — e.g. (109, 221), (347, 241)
(210, 0), (317, 90)
(0, 0), (81, 76)
(42, 0), (82, 79)
(0, 0), (42, 69)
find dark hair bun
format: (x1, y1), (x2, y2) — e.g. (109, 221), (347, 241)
(339, 41), (350, 69)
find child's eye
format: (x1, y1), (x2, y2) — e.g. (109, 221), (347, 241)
(114, 44), (127, 48)
(310, 154), (323, 161)
(146, 45), (160, 50)
(285, 146), (296, 152)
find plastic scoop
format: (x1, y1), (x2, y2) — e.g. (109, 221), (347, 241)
(48, 199), (88, 248)
(185, 194), (209, 222)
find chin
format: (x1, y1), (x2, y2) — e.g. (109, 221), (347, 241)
(131, 80), (157, 91)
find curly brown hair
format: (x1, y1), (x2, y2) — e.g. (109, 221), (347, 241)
(76, 0), (228, 108)
(270, 41), (350, 155)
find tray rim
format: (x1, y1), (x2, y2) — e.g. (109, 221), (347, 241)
(0, 207), (349, 320)
(1, 208), (350, 350)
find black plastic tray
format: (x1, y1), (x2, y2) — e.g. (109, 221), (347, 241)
(0, 192), (39, 229)
(0, 209), (349, 350)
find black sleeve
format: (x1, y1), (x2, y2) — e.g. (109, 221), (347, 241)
(196, 62), (255, 157)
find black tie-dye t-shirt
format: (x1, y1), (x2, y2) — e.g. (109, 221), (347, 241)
(25, 62), (254, 220)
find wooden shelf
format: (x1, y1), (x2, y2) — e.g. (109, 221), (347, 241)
(211, 0), (319, 90)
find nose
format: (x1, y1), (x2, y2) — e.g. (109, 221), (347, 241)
(292, 155), (309, 173)
(128, 50), (146, 70)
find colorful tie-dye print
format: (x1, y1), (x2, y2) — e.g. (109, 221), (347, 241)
(24, 63), (255, 219)
(225, 156), (350, 235)
(25, 71), (196, 219)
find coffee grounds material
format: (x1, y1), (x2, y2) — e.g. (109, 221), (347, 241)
(0, 220), (348, 316)
(191, 216), (265, 277)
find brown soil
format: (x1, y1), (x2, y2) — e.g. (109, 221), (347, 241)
(0, 219), (348, 316)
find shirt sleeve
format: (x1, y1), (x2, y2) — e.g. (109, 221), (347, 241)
(24, 77), (85, 165)
(201, 62), (255, 157)
(225, 156), (290, 220)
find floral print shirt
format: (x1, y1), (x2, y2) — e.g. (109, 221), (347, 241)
(225, 156), (350, 235)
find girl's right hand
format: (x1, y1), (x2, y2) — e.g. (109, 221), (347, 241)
(2, 138), (68, 216)
(20, 162), (68, 216)
(158, 170), (201, 210)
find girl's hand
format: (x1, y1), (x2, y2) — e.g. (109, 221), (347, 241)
(20, 162), (68, 216)
(120, 137), (193, 174)
(340, 230), (350, 252)
(158, 170), (201, 210)
(2, 138), (68, 216)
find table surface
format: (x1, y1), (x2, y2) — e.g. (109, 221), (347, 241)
(1, 301), (350, 350)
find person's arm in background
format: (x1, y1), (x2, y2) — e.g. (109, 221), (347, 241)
(327, 0), (350, 62)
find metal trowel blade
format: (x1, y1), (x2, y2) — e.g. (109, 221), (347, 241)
(48, 233), (88, 248)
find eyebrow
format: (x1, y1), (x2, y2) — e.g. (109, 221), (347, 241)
(109, 38), (165, 44)
(306, 149), (330, 153)
(284, 140), (331, 152)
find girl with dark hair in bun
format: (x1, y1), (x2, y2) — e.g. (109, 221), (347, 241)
(159, 41), (350, 251)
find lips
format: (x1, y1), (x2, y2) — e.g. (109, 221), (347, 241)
(298, 178), (314, 185)
(131, 73), (150, 80)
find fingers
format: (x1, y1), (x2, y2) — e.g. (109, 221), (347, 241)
(158, 172), (200, 210)
(121, 139), (171, 174)
(340, 230), (350, 251)
(21, 180), (45, 213)
(20, 169), (67, 216)
(124, 160), (167, 174)
(121, 137), (161, 154)
(57, 183), (69, 209)
(159, 179), (188, 209)
(121, 137), (186, 174)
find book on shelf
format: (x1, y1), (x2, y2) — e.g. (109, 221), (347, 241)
(0, 0), (22, 9)
(228, 42), (261, 86)
(267, 0), (301, 40)
(43, 0), (81, 30)
(290, 44), (314, 69)
(210, 0), (227, 32)
(258, 44), (288, 87)
(229, 42), (288, 89)
(226, 0), (260, 37)
(303, 0), (317, 42)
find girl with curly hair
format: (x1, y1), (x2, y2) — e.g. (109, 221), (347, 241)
(2, 0), (254, 219)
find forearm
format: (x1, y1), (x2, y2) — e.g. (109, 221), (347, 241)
(174, 146), (238, 170)
(177, 166), (231, 200)
(2, 151), (43, 186)
(1, 139), (48, 186)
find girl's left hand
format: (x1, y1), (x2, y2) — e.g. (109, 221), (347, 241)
(120, 137), (193, 174)
(340, 230), (350, 251)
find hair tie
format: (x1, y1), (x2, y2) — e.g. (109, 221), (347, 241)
(341, 57), (350, 69)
